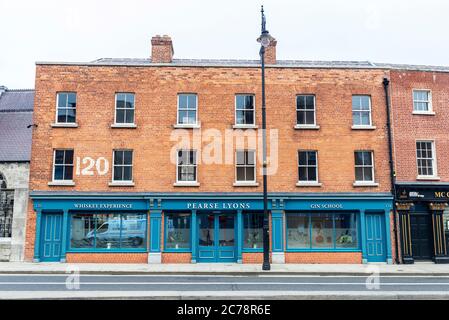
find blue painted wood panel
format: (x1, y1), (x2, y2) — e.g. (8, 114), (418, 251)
(365, 213), (387, 262)
(40, 214), (63, 262)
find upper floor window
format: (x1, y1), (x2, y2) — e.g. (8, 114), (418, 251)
(416, 141), (437, 178)
(354, 151), (374, 183)
(236, 150), (256, 183)
(352, 95), (372, 127)
(235, 95), (255, 126)
(56, 92), (77, 124)
(53, 149), (74, 181)
(115, 93), (135, 124)
(177, 94), (197, 125)
(296, 95), (316, 126)
(177, 150), (197, 182)
(413, 90), (432, 113)
(298, 150), (318, 183)
(113, 150), (133, 182)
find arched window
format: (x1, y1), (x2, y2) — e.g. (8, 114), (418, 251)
(0, 172), (13, 237)
(0, 173), (6, 189)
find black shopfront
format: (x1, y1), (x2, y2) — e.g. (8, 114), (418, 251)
(396, 183), (449, 264)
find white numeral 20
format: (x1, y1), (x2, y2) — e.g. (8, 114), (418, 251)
(76, 157), (109, 176)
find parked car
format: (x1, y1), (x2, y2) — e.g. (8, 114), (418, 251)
(86, 218), (146, 248)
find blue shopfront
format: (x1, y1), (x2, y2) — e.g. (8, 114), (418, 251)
(31, 192), (393, 264)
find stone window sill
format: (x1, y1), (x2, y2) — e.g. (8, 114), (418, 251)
(351, 125), (376, 130)
(48, 180), (75, 186)
(51, 123), (78, 128)
(233, 124), (258, 129)
(353, 181), (379, 187)
(294, 124), (320, 130)
(108, 181), (135, 187)
(173, 182), (200, 187)
(417, 176), (440, 181)
(111, 123), (137, 129)
(233, 181), (259, 187)
(173, 124), (201, 129)
(296, 181), (322, 187)
(0, 238), (11, 244)
(413, 111), (435, 116)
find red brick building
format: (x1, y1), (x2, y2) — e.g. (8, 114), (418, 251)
(25, 35), (396, 264)
(390, 68), (449, 263)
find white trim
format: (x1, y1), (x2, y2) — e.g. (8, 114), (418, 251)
(111, 149), (134, 183)
(235, 94), (256, 126)
(177, 93), (198, 126)
(296, 94), (317, 126)
(48, 180), (75, 186)
(173, 123), (201, 129)
(412, 89), (432, 113)
(176, 149), (198, 184)
(417, 176), (441, 181)
(294, 124), (320, 130)
(233, 181), (259, 187)
(416, 140), (438, 179)
(51, 123), (78, 128)
(173, 182), (200, 187)
(51, 149), (74, 182)
(235, 150), (257, 184)
(296, 181), (322, 187)
(353, 182), (379, 187)
(55, 92), (77, 124)
(354, 150), (376, 184)
(352, 95), (372, 127)
(114, 92), (136, 126)
(412, 111), (435, 116)
(351, 125), (376, 130)
(108, 181), (135, 187)
(297, 150), (319, 184)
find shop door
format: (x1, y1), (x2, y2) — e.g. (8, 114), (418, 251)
(365, 213), (387, 262)
(40, 214), (63, 262)
(197, 213), (236, 263)
(410, 214), (433, 260)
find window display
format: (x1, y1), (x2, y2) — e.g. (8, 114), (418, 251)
(165, 213), (191, 250)
(311, 214), (333, 248)
(243, 213), (264, 249)
(286, 213), (310, 248)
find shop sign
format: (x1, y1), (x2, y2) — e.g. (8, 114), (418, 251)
(73, 203), (133, 209)
(310, 203), (343, 209)
(186, 202), (251, 210)
(397, 186), (449, 201)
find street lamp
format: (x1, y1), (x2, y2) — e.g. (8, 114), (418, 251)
(257, 5), (273, 271)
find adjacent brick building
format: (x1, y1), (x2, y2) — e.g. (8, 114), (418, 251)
(25, 35), (397, 264)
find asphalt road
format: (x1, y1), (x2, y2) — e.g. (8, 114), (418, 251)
(1, 274), (449, 294)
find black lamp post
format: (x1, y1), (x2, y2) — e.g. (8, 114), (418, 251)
(257, 5), (274, 271)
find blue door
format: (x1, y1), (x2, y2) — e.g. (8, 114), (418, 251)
(365, 213), (387, 262)
(197, 213), (236, 262)
(40, 214), (63, 262)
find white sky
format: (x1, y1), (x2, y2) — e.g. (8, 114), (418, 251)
(1, 0), (448, 89)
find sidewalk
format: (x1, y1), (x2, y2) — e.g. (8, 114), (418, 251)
(0, 262), (447, 276)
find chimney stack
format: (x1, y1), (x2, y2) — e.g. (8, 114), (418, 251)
(151, 35), (174, 63)
(0, 86), (7, 98)
(264, 38), (277, 65)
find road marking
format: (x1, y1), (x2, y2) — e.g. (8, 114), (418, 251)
(1, 274), (449, 278)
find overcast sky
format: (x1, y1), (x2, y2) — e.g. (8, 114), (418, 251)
(1, 0), (448, 88)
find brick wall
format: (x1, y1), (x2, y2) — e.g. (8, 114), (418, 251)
(66, 253), (148, 263)
(285, 252), (362, 264)
(162, 252), (192, 263)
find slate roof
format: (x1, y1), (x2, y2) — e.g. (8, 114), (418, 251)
(0, 89), (34, 162)
(35, 58), (449, 72)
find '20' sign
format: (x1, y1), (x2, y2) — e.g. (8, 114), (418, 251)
(75, 157), (109, 176)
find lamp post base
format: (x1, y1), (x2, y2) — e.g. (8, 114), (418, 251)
(262, 262), (271, 271)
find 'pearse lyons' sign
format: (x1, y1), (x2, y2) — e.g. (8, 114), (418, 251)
(187, 202), (251, 210)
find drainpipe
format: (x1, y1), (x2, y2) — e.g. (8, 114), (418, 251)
(383, 77), (400, 264)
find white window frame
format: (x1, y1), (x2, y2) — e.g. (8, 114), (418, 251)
(235, 150), (256, 183)
(412, 89), (434, 115)
(297, 150), (319, 184)
(416, 140), (439, 180)
(296, 95), (316, 127)
(112, 150), (133, 183)
(51, 149), (74, 183)
(55, 92), (77, 124)
(234, 94), (256, 127)
(176, 149), (198, 183)
(354, 150), (375, 184)
(351, 95), (374, 129)
(114, 93), (136, 125)
(176, 94), (198, 126)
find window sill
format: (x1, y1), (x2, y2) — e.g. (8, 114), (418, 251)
(294, 124), (320, 130)
(51, 123), (78, 128)
(173, 124), (201, 129)
(232, 124), (258, 129)
(108, 181), (135, 187)
(111, 123), (137, 129)
(233, 181), (259, 187)
(173, 182), (200, 187)
(417, 176), (441, 181)
(48, 181), (75, 186)
(353, 181), (379, 187)
(0, 238), (11, 244)
(296, 181), (322, 187)
(413, 111), (435, 116)
(351, 125), (376, 130)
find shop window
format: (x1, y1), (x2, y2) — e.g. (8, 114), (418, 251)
(413, 90), (432, 113)
(352, 95), (372, 126)
(113, 150), (133, 182)
(56, 92), (77, 123)
(70, 213), (146, 250)
(177, 150), (197, 182)
(177, 94), (197, 125)
(235, 94), (255, 125)
(53, 149), (74, 181)
(165, 213), (191, 250)
(115, 93), (135, 124)
(236, 150), (256, 182)
(416, 141), (436, 177)
(286, 212), (359, 250)
(243, 213), (264, 249)
(0, 174), (13, 238)
(296, 95), (316, 126)
(354, 151), (374, 182)
(298, 150), (318, 182)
